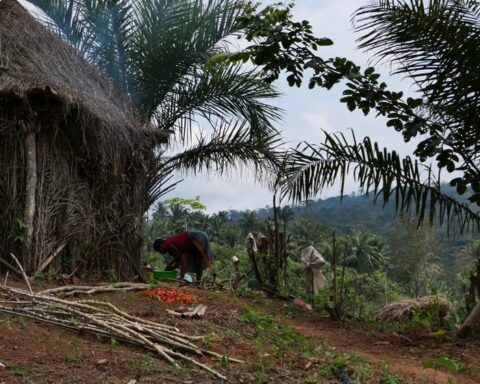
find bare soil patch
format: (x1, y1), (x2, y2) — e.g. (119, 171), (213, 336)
(0, 279), (479, 383)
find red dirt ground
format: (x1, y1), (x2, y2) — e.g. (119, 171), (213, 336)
(0, 279), (479, 383)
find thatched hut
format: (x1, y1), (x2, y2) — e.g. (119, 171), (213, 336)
(0, 0), (164, 278)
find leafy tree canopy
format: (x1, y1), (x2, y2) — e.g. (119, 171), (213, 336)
(221, 0), (480, 231)
(164, 196), (207, 212)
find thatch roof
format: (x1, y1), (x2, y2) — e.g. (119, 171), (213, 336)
(0, 0), (161, 153)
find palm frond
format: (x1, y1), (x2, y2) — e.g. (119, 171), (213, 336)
(84, 0), (134, 92)
(29, 0), (94, 54)
(352, 0), (480, 206)
(162, 120), (283, 182)
(129, 0), (245, 117)
(145, 170), (182, 208)
(154, 64), (282, 141)
(281, 131), (480, 232)
(354, 0), (480, 111)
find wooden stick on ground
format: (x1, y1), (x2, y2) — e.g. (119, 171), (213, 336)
(0, 256), (22, 277)
(40, 283), (151, 296)
(0, 283), (238, 380)
(9, 253), (32, 294)
(36, 243), (66, 275)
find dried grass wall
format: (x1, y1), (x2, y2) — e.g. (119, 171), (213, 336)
(0, 105), (154, 280)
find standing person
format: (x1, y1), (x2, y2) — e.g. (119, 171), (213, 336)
(153, 230), (213, 284)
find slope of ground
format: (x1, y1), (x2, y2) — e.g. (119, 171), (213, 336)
(0, 279), (479, 383)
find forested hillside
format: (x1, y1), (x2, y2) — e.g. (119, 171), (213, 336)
(226, 184), (475, 274)
(232, 184), (474, 235)
(146, 182), (480, 330)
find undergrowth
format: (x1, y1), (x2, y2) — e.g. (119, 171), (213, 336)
(239, 305), (406, 382)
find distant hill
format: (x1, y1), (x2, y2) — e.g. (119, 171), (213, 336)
(227, 183), (478, 270)
(230, 183), (476, 235)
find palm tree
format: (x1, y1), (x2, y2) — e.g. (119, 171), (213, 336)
(238, 210), (259, 235)
(347, 230), (387, 273)
(208, 211), (229, 242)
(291, 218), (329, 252)
(30, 0), (283, 197)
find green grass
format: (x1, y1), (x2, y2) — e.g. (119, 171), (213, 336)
(0, 316), (29, 329)
(16, 316), (29, 330)
(240, 305), (312, 357)
(238, 305), (392, 383)
(12, 362), (24, 376)
(65, 340), (83, 363)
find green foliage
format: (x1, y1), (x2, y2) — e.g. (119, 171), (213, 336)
(281, 131), (480, 232)
(423, 356), (462, 374)
(347, 230), (388, 273)
(290, 218), (330, 252)
(239, 306), (311, 356)
(388, 218), (443, 297)
(12, 363), (24, 376)
(163, 121), (283, 183)
(16, 316), (29, 330)
(65, 340), (83, 363)
(233, 2), (333, 86)
(202, 333), (221, 349)
(221, 355), (229, 368)
(164, 197), (206, 212)
(238, 210), (260, 236)
(105, 268), (118, 283)
(110, 337), (119, 347)
(401, 308), (441, 330)
(379, 373), (404, 384)
(0, 318), (12, 328)
(378, 360), (404, 384)
(8, 218), (26, 244)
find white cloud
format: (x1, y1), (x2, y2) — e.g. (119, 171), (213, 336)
(302, 112), (333, 134)
(162, 173), (274, 214)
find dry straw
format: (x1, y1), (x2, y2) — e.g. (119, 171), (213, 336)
(375, 295), (451, 323)
(0, 0), (167, 278)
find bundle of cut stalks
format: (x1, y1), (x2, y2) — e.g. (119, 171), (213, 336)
(40, 282), (152, 297)
(167, 304), (208, 319)
(375, 294), (451, 323)
(0, 283), (242, 380)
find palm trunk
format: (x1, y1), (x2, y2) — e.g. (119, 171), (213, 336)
(247, 246), (263, 286)
(458, 302), (480, 338)
(273, 195), (280, 287)
(23, 131), (37, 274)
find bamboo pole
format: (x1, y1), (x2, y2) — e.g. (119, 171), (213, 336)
(23, 130), (37, 273)
(10, 253), (33, 294)
(36, 243), (66, 275)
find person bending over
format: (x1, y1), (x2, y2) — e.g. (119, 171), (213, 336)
(153, 230), (212, 284)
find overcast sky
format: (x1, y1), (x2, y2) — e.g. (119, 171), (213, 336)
(162, 0), (426, 214)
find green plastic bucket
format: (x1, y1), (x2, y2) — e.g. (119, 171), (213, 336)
(152, 270), (178, 281)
